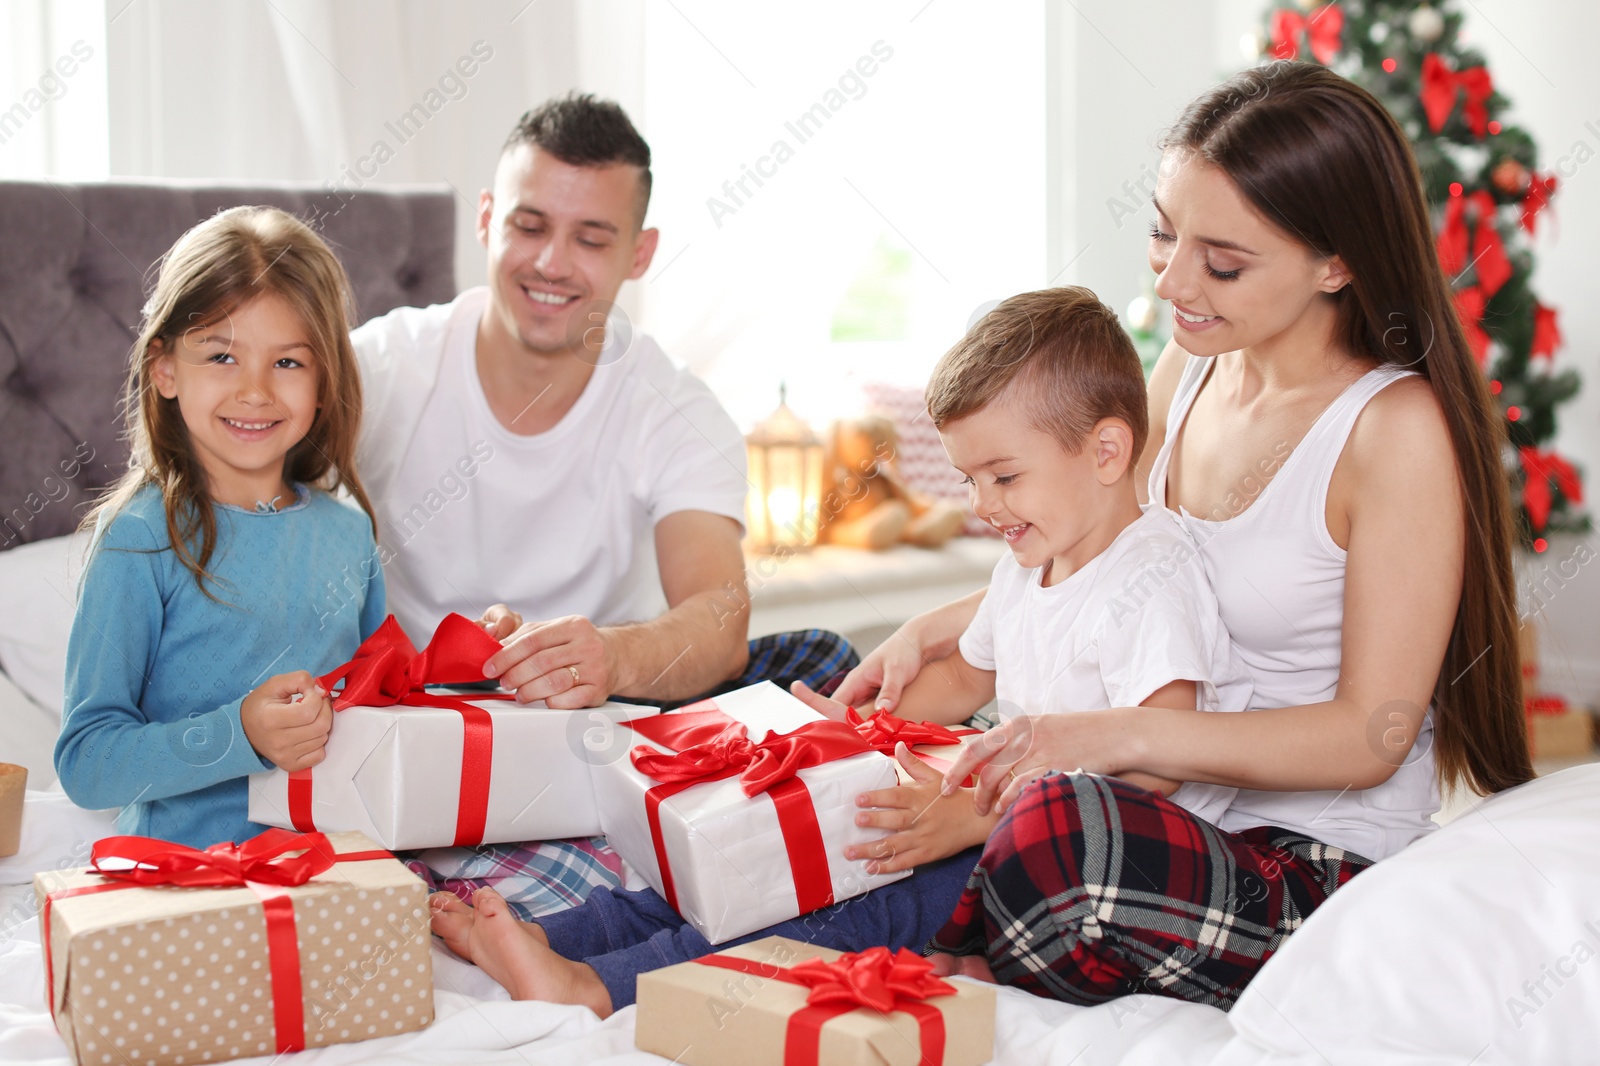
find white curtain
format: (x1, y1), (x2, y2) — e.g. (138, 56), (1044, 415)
(0, 0), (108, 179)
(101, 0), (628, 291)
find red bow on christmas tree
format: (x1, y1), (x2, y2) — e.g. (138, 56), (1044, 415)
(1438, 190), (1511, 295)
(1269, 5), (1344, 64)
(1420, 53), (1494, 137)
(1521, 172), (1558, 234)
(1519, 447), (1584, 532)
(1452, 285), (1490, 364)
(1531, 303), (1562, 361)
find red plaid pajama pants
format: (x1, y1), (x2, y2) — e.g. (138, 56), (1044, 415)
(929, 771), (1373, 1009)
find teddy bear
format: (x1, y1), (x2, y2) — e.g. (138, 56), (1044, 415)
(816, 415), (967, 550)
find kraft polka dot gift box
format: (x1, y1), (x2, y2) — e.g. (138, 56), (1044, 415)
(33, 829), (433, 1066)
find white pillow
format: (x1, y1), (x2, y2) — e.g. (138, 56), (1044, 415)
(1217, 763), (1600, 1064)
(0, 532), (89, 717)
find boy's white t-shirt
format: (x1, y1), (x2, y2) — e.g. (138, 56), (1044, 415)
(957, 505), (1250, 824)
(351, 288), (748, 640)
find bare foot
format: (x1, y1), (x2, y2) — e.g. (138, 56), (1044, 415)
(466, 887), (614, 1017)
(429, 890), (550, 963)
(928, 951), (997, 983)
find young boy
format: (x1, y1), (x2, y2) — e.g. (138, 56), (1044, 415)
(428, 286), (1249, 1015)
(821, 285), (1249, 875)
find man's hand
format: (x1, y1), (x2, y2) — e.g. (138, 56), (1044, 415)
(478, 603), (524, 640)
(242, 671), (334, 772)
(845, 744), (998, 874)
(484, 615), (613, 708)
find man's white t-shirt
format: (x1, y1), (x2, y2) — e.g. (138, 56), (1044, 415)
(351, 287), (748, 640)
(957, 505), (1251, 824)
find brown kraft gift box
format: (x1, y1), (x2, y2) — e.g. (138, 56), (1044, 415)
(34, 830), (433, 1066)
(636, 935), (996, 1066)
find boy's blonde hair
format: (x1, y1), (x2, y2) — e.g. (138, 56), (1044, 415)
(83, 206), (375, 594)
(925, 287), (1148, 460)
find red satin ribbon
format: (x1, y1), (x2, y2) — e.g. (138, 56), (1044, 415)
(625, 703), (878, 917)
(695, 947), (955, 1065)
(42, 831), (393, 1054)
(1421, 53), (1493, 137)
(1269, 5), (1343, 65)
(1519, 447), (1584, 532)
(292, 613), (508, 846)
(844, 707), (975, 753)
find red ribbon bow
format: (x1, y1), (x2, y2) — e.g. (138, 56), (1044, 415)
(44, 831), (392, 1055)
(1438, 191), (1510, 296)
(1452, 286), (1491, 365)
(1269, 5), (1344, 65)
(697, 947), (955, 1066)
(294, 613), (509, 846)
(626, 702), (881, 918)
(1522, 172), (1557, 234)
(88, 828), (343, 887)
(1531, 302), (1562, 361)
(844, 707), (973, 754)
(1421, 53), (1494, 137)
(1526, 694), (1569, 717)
(1519, 447), (1584, 532)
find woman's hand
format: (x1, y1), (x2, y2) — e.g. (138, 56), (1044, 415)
(833, 591), (984, 712)
(940, 709), (1135, 815)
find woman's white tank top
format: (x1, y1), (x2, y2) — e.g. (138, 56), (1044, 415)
(1146, 355), (1439, 861)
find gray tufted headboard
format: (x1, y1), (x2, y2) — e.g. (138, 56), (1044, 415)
(0, 180), (458, 549)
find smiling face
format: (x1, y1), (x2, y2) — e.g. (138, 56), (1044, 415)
(477, 144), (659, 361)
(150, 291), (320, 508)
(939, 393), (1139, 582)
(1148, 149), (1351, 358)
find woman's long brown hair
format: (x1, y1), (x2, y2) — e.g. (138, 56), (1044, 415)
(1163, 61), (1531, 796)
(84, 206), (376, 596)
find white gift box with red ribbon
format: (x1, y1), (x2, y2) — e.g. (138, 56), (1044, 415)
(594, 681), (908, 944)
(249, 696), (661, 850)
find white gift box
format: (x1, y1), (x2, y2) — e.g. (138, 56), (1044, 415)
(249, 692), (660, 850)
(595, 681), (907, 944)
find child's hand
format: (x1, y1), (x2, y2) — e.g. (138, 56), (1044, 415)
(478, 604), (524, 640)
(845, 743), (998, 874)
(789, 679), (851, 722)
(241, 671), (334, 772)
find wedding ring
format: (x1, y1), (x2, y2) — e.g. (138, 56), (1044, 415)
(1008, 768), (1019, 784)
(568, 665), (581, 685)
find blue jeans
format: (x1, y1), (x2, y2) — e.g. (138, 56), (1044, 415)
(532, 846), (983, 1008)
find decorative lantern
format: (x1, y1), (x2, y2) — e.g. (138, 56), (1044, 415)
(744, 384), (825, 552)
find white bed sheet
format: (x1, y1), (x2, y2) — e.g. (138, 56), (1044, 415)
(0, 875), (1235, 1065)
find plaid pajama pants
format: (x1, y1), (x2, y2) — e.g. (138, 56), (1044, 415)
(406, 628), (859, 920)
(929, 770), (1373, 1009)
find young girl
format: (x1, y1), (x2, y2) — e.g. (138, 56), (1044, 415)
(56, 206), (385, 850)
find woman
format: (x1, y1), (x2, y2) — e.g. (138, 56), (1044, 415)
(836, 61), (1532, 1006)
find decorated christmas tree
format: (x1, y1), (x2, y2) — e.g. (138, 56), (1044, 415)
(1253, 0), (1587, 551)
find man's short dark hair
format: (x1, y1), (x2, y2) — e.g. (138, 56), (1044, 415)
(503, 92), (653, 224)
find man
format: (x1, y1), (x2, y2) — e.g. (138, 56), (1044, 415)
(351, 94), (856, 916)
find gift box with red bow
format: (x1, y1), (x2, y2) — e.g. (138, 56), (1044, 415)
(636, 935), (996, 1066)
(248, 614), (660, 849)
(595, 682), (910, 944)
(34, 829), (433, 1066)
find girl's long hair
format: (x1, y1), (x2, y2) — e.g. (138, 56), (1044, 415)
(1163, 61), (1531, 796)
(84, 206), (375, 595)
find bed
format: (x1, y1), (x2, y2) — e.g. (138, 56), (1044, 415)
(2, 180), (1596, 1066)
